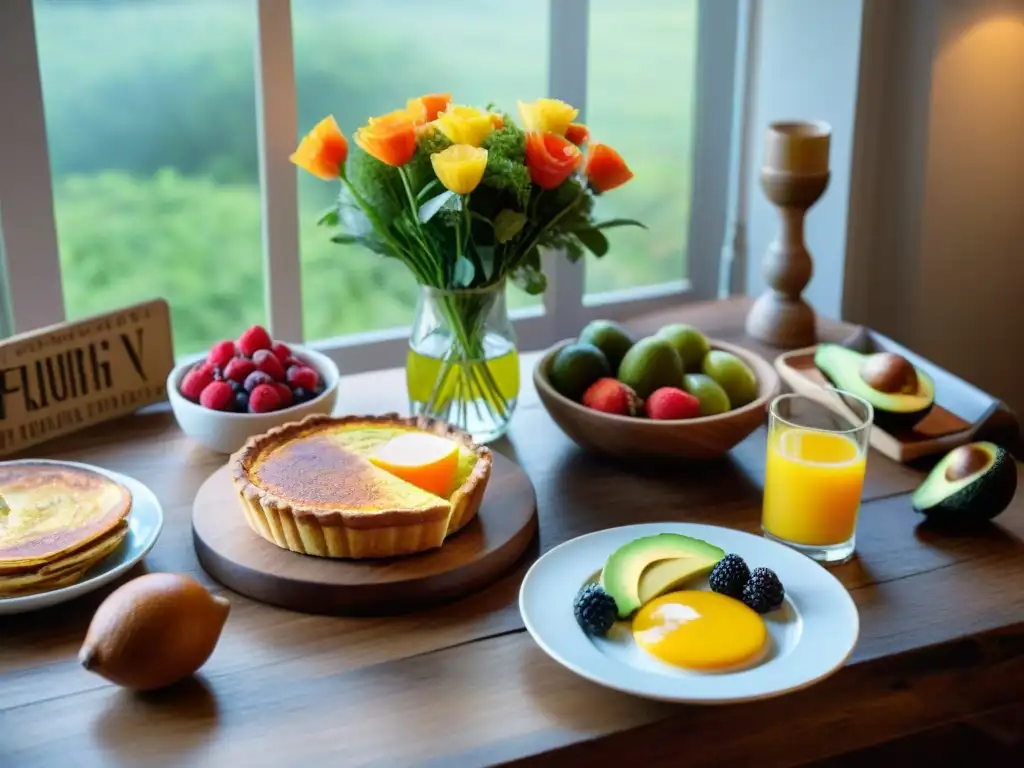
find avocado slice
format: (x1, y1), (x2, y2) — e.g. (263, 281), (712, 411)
(600, 533), (724, 618)
(911, 441), (1017, 523)
(814, 344), (935, 430)
(637, 557), (718, 606)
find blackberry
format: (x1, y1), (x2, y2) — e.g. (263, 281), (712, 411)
(742, 567), (785, 614)
(234, 391), (250, 413)
(572, 583), (618, 637)
(708, 554), (750, 598)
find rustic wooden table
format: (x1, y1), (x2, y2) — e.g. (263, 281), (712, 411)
(2, 298), (1023, 767)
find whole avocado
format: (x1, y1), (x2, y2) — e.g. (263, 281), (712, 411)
(549, 342), (611, 402)
(616, 337), (684, 400)
(578, 320), (635, 372)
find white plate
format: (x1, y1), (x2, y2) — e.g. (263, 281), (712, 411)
(519, 522), (859, 704)
(0, 459), (164, 616)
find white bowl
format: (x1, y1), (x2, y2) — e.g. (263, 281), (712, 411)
(166, 344), (340, 454)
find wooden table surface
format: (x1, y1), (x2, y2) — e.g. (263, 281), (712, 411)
(3, 298), (1023, 767)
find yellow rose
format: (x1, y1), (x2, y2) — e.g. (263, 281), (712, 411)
(430, 145), (488, 195)
(435, 105), (495, 147)
(517, 98), (578, 136)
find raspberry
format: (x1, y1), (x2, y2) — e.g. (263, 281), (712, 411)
(283, 357), (302, 369)
(287, 365), (320, 391)
(248, 383), (281, 414)
(645, 387), (701, 420)
(273, 382), (293, 408)
(199, 380), (234, 411)
(180, 364), (215, 402)
(207, 340), (237, 369)
(581, 378), (642, 416)
(253, 349), (285, 381)
(271, 342), (292, 364)
(237, 325), (273, 357)
(244, 370), (275, 392)
(224, 357), (257, 383)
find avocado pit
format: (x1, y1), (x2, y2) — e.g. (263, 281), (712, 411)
(859, 352), (918, 395)
(944, 444), (991, 482)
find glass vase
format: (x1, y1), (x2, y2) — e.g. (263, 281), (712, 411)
(406, 282), (519, 443)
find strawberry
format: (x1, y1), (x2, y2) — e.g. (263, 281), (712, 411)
(581, 378), (643, 417)
(237, 324), (272, 357)
(223, 357), (257, 383)
(199, 380), (234, 411)
(271, 342), (292, 364)
(180, 363), (215, 402)
(243, 370), (275, 392)
(645, 387), (701, 420)
(253, 349), (285, 381)
(273, 382), (293, 408)
(287, 365), (320, 392)
(207, 340), (237, 369)
(248, 383), (281, 414)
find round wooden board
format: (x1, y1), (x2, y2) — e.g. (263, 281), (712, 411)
(192, 452), (538, 616)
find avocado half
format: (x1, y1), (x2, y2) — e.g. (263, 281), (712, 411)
(813, 344), (935, 430)
(911, 441), (1017, 524)
(599, 533), (724, 618)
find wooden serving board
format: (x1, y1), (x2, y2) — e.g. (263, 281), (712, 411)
(775, 327), (1019, 463)
(192, 452), (538, 615)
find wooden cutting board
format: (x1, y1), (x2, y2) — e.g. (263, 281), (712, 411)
(774, 327), (1019, 463)
(192, 451), (538, 615)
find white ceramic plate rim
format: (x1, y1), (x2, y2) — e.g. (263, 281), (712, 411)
(0, 459), (164, 615)
(519, 522), (859, 704)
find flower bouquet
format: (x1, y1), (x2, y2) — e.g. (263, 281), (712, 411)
(292, 93), (643, 441)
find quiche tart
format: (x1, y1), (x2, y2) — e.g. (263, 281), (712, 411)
(230, 414), (492, 559)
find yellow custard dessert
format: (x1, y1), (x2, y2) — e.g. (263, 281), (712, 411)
(632, 590), (768, 672)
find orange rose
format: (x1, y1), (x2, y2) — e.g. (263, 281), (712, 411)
(289, 115), (348, 180)
(565, 123), (589, 146)
(524, 132), (582, 189)
(584, 143), (633, 192)
(406, 93), (451, 125)
(355, 110), (417, 167)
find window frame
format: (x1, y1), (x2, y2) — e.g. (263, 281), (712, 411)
(0, 0), (739, 371)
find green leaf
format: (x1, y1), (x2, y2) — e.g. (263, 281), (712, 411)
(317, 207), (339, 227)
(587, 218), (648, 231)
(452, 256), (476, 288)
(565, 237), (585, 263)
(476, 245), (496, 281)
(511, 261), (548, 295)
(493, 209), (527, 244)
(330, 233), (361, 245)
(418, 190), (456, 223)
(575, 227), (609, 257)
(416, 179), (441, 201)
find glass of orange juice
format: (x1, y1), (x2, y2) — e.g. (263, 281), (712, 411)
(762, 392), (873, 564)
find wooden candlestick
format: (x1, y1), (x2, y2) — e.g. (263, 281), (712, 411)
(745, 121), (831, 348)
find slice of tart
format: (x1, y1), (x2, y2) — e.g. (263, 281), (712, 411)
(0, 462), (132, 575)
(230, 414), (492, 559)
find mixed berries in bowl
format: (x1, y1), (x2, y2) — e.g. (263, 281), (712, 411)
(167, 325), (340, 454)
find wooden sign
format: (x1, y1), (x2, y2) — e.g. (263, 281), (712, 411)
(0, 299), (175, 456)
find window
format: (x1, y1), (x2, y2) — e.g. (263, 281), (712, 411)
(584, 0), (697, 298)
(0, 0), (738, 371)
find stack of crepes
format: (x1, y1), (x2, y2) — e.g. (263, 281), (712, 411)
(0, 463), (132, 597)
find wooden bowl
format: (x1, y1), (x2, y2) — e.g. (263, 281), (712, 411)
(534, 338), (780, 459)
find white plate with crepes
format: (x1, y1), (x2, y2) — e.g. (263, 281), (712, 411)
(519, 522), (859, 704)
(0, 460), (164, 616)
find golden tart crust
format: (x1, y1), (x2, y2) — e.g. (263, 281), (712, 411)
(230, 413), (492, 559)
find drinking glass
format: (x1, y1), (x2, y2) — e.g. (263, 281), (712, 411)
(761, 392), (873, 564)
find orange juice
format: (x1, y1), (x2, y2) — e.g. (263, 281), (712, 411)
(762, 427), (866, 546)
